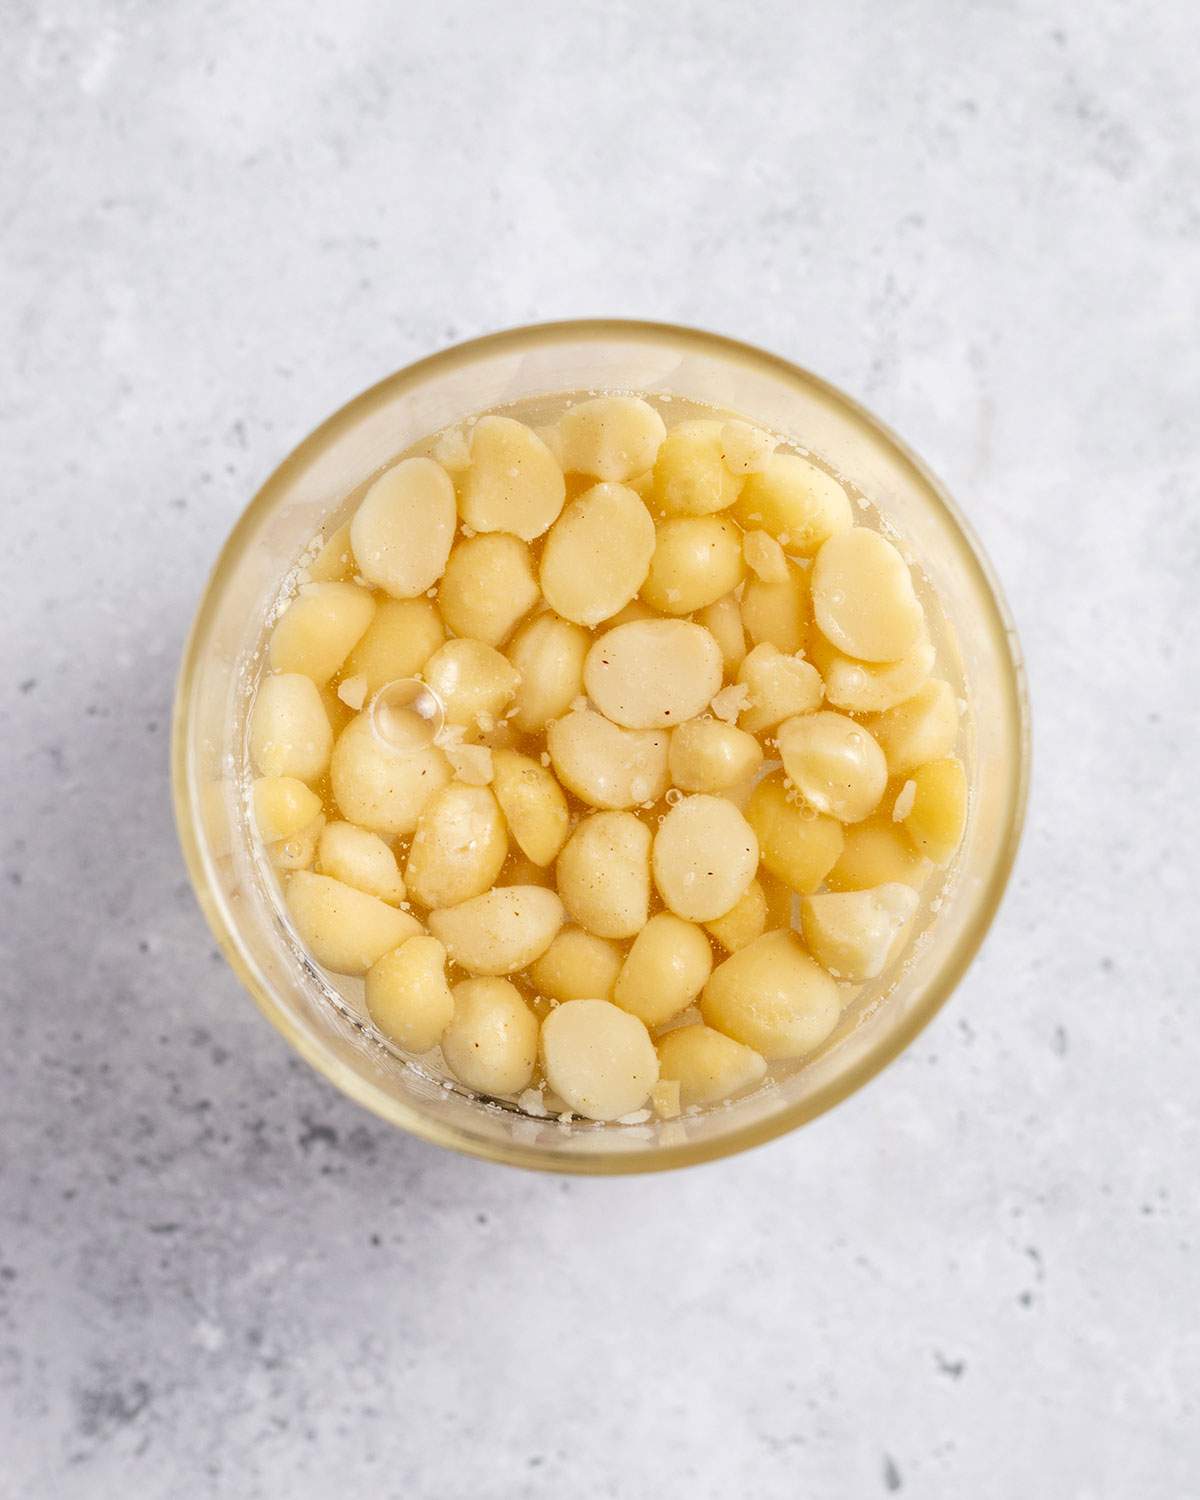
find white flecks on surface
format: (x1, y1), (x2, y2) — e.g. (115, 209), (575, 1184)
(1, 3), (1198, 1499)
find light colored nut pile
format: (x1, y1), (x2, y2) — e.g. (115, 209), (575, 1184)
(248, 396), (967, 1121)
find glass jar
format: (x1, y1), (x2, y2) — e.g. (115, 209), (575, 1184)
(171, 320), (1029, 1173)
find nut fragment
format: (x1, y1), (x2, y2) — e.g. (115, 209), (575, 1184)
(540, 999), (659, 1121)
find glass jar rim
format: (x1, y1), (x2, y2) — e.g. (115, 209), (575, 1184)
(171, 318), (1031, 1174)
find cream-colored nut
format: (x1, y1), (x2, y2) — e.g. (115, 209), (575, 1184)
(338, 675), (368, 711)
(720, 420), (775, 475)
(539, 482), (656, 626)
(800, 884), (919, 981)
(652, 419), (743, 516)
(428, 886), (564, 976)
(329, 711), (451, 836)
(317, 819), (406, 904)
(668, 718), (763, 794)
(865, 679), (959, 777)
(490, 749), (570, 866)
(704, 879), (768, 953)
(505, 613), (590, 734)
(811, 527), (924, 662)
(341, 598), (445, 695)
(736, 643), (824, 734)
(308, 522), (355, 582)
(556, 811), (651, 939)
(613, 911), (713, 1028)
(640, 515), (745, 616)
(776, 710), (888, 823)
(700, 929), (840, 1060)
(269, 582), (376, 684)
(745, 771), (844, 894)
(350, 457), (456, 598)
(656, 1024), (767, 1106)
(698, 592), (747, 678)
(559, 396), (667, 481)
(741, 561), (811, 654)
(267, 812), (324, 872)
(285, 870), (421, 976)
(807, 623), (935, 713)
(530, 927), (624, 1003)
(459, 415), (566, 541)
(547, 709), (669, 810)
(365, 935), (453, 1052)
(901, 756), (967, 865)
(652, 794), (758, 922)
(734, 454), (853, 554)
(249, 673), (333, 783)
(422, 638), (520, 736)
(437, 534), (539, 647)
(742, 530), (789, 584)
(539, 999), (658, 1121)
(583, 620), (722, 729)
(825, 810), (930, 892)
(442, 977), (539, 1094)
(404, 783), (508, 909)
(253, 776), (323, 843)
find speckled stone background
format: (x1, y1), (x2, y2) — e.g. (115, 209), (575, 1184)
(3, 2), (1198, 1496)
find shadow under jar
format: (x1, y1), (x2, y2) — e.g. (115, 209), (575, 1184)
(172, 320), (1029, 1174)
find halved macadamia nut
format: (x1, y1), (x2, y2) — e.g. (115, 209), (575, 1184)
(734, 453), (853, 555)
(459, 416), (566, 541)
(530, 927), (624, 1003)
(351, 457), (456, 598)
(613, 912), (713, 1029)
(584, 619), (722, 729)
(559, 396), (667, 481)
(652, 794), (758, 923)
(540, 482), (656, 626)
(250, 674), (333, 783)
(547, 709), (669, 811)
(556, 811), (652, 939)
(428, 886), (564, 976)
(700, 929), (840, 1060)
(438, 533), (540, 647)
(540, 999), (658, 1121)
(640, 514), (745, 616)
(365, 935), (453, 1052)
(442, 977), (539, 1094)
(775, 710), (888, 824)
(657, 1024), (767, 1106)
(745, 771), (844, 895)
(811, 527), (924, 663)
(285, 870), (421, 976)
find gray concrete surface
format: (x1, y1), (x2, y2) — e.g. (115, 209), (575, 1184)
(2, 2), (1198, 1496)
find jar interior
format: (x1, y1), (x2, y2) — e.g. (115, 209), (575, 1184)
(175, 324), (1027, 1171)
